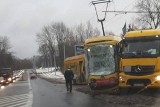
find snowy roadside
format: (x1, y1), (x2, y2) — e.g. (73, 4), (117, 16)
(36, 68), (65, 84)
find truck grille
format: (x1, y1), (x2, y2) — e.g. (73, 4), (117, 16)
(127, 79), (151, 86)
(124, 65), (155, 76)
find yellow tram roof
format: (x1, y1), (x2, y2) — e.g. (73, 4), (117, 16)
(64, 54), (84, 62)
(84, 36), (121, 46)
(125, 29), (160, 38)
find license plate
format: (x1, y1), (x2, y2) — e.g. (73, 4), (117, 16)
(134, 84), (144, 86)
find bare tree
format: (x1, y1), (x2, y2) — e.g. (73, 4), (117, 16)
(135, 0), (160, 29)
(36, 25), (57, 69)
(0, 36), (13, 67)
(85, 21), (94, 38)
(75, 23), (85, 43)
(38, 44), (48, 67)
(105, 30), (116, 36)
(36, 21), (101, 69)
(51, 22), (76, 65)
(0, 36), (11, 53)
(93, 27), (100, 37)
(51, 22), (67, 65)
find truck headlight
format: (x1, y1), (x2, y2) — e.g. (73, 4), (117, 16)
(155, 76), (160, 81)
(8, 78), (12, 81)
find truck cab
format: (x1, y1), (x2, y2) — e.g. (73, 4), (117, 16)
(119, 29), (160, 89)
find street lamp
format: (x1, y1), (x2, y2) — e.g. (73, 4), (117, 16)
(64, 42), (66, 60)
(61, 33), (66, 61)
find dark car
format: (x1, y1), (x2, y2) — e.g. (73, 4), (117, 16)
(0, 68), (13, 85)
(30, 73), (37, 80)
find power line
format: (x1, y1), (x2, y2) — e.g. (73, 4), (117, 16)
(91, 0), (112, 5)
(102, 10), (160, 14)
(103, 0), (136, 28)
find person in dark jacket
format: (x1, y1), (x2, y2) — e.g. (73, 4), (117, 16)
(64, 67), (74, 92)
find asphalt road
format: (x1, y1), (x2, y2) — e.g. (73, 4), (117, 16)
(31, 77), (113, 107)
(2, 70), (160, 107)
(0, 70), (32, 107)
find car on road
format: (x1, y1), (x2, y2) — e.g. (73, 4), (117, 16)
(30, 73), (37, 80)
(0, 68), (14, 85)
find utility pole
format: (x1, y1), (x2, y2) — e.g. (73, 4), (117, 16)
(33, 56), (36, 73)
(92, 0), (112, 36)
(49, 51), (52, 72)
(54, 53), (56, 75)
(63, 35), (66, 60)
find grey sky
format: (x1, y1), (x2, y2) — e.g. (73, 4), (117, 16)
(0, 0), (137, 59)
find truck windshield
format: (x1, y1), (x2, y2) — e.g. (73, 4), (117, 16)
(122, 39), (160, 58)
(86, 44), (115, 75)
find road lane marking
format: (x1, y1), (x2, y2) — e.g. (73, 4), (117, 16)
(27, 70), (33, 107)
(25, 91), (33, 107)
(0, 93), (32, 107)
(0, 94), (28, 102)
(5, 102), (27, 107)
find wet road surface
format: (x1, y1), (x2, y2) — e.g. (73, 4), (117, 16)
(0, 71), (32, 107)
(31, 77), (112, 107)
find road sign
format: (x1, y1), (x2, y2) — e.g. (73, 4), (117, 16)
(74, 45), (84, 55)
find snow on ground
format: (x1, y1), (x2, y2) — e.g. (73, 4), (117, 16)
(36, 67), (65, 80)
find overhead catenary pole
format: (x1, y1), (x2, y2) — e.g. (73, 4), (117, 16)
(99, 19), (105, 36)
(92, 0), (112, 36)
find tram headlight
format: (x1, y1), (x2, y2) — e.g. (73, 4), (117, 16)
(119, 76), (125, 81)
(155, 76), (160, 81)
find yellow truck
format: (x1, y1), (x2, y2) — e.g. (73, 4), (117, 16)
(119, 29), (160, 89)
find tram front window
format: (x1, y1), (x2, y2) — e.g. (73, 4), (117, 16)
(87, 44), (115, 75)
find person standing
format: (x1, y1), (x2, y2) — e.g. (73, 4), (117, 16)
(64, 67), (74, 93)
